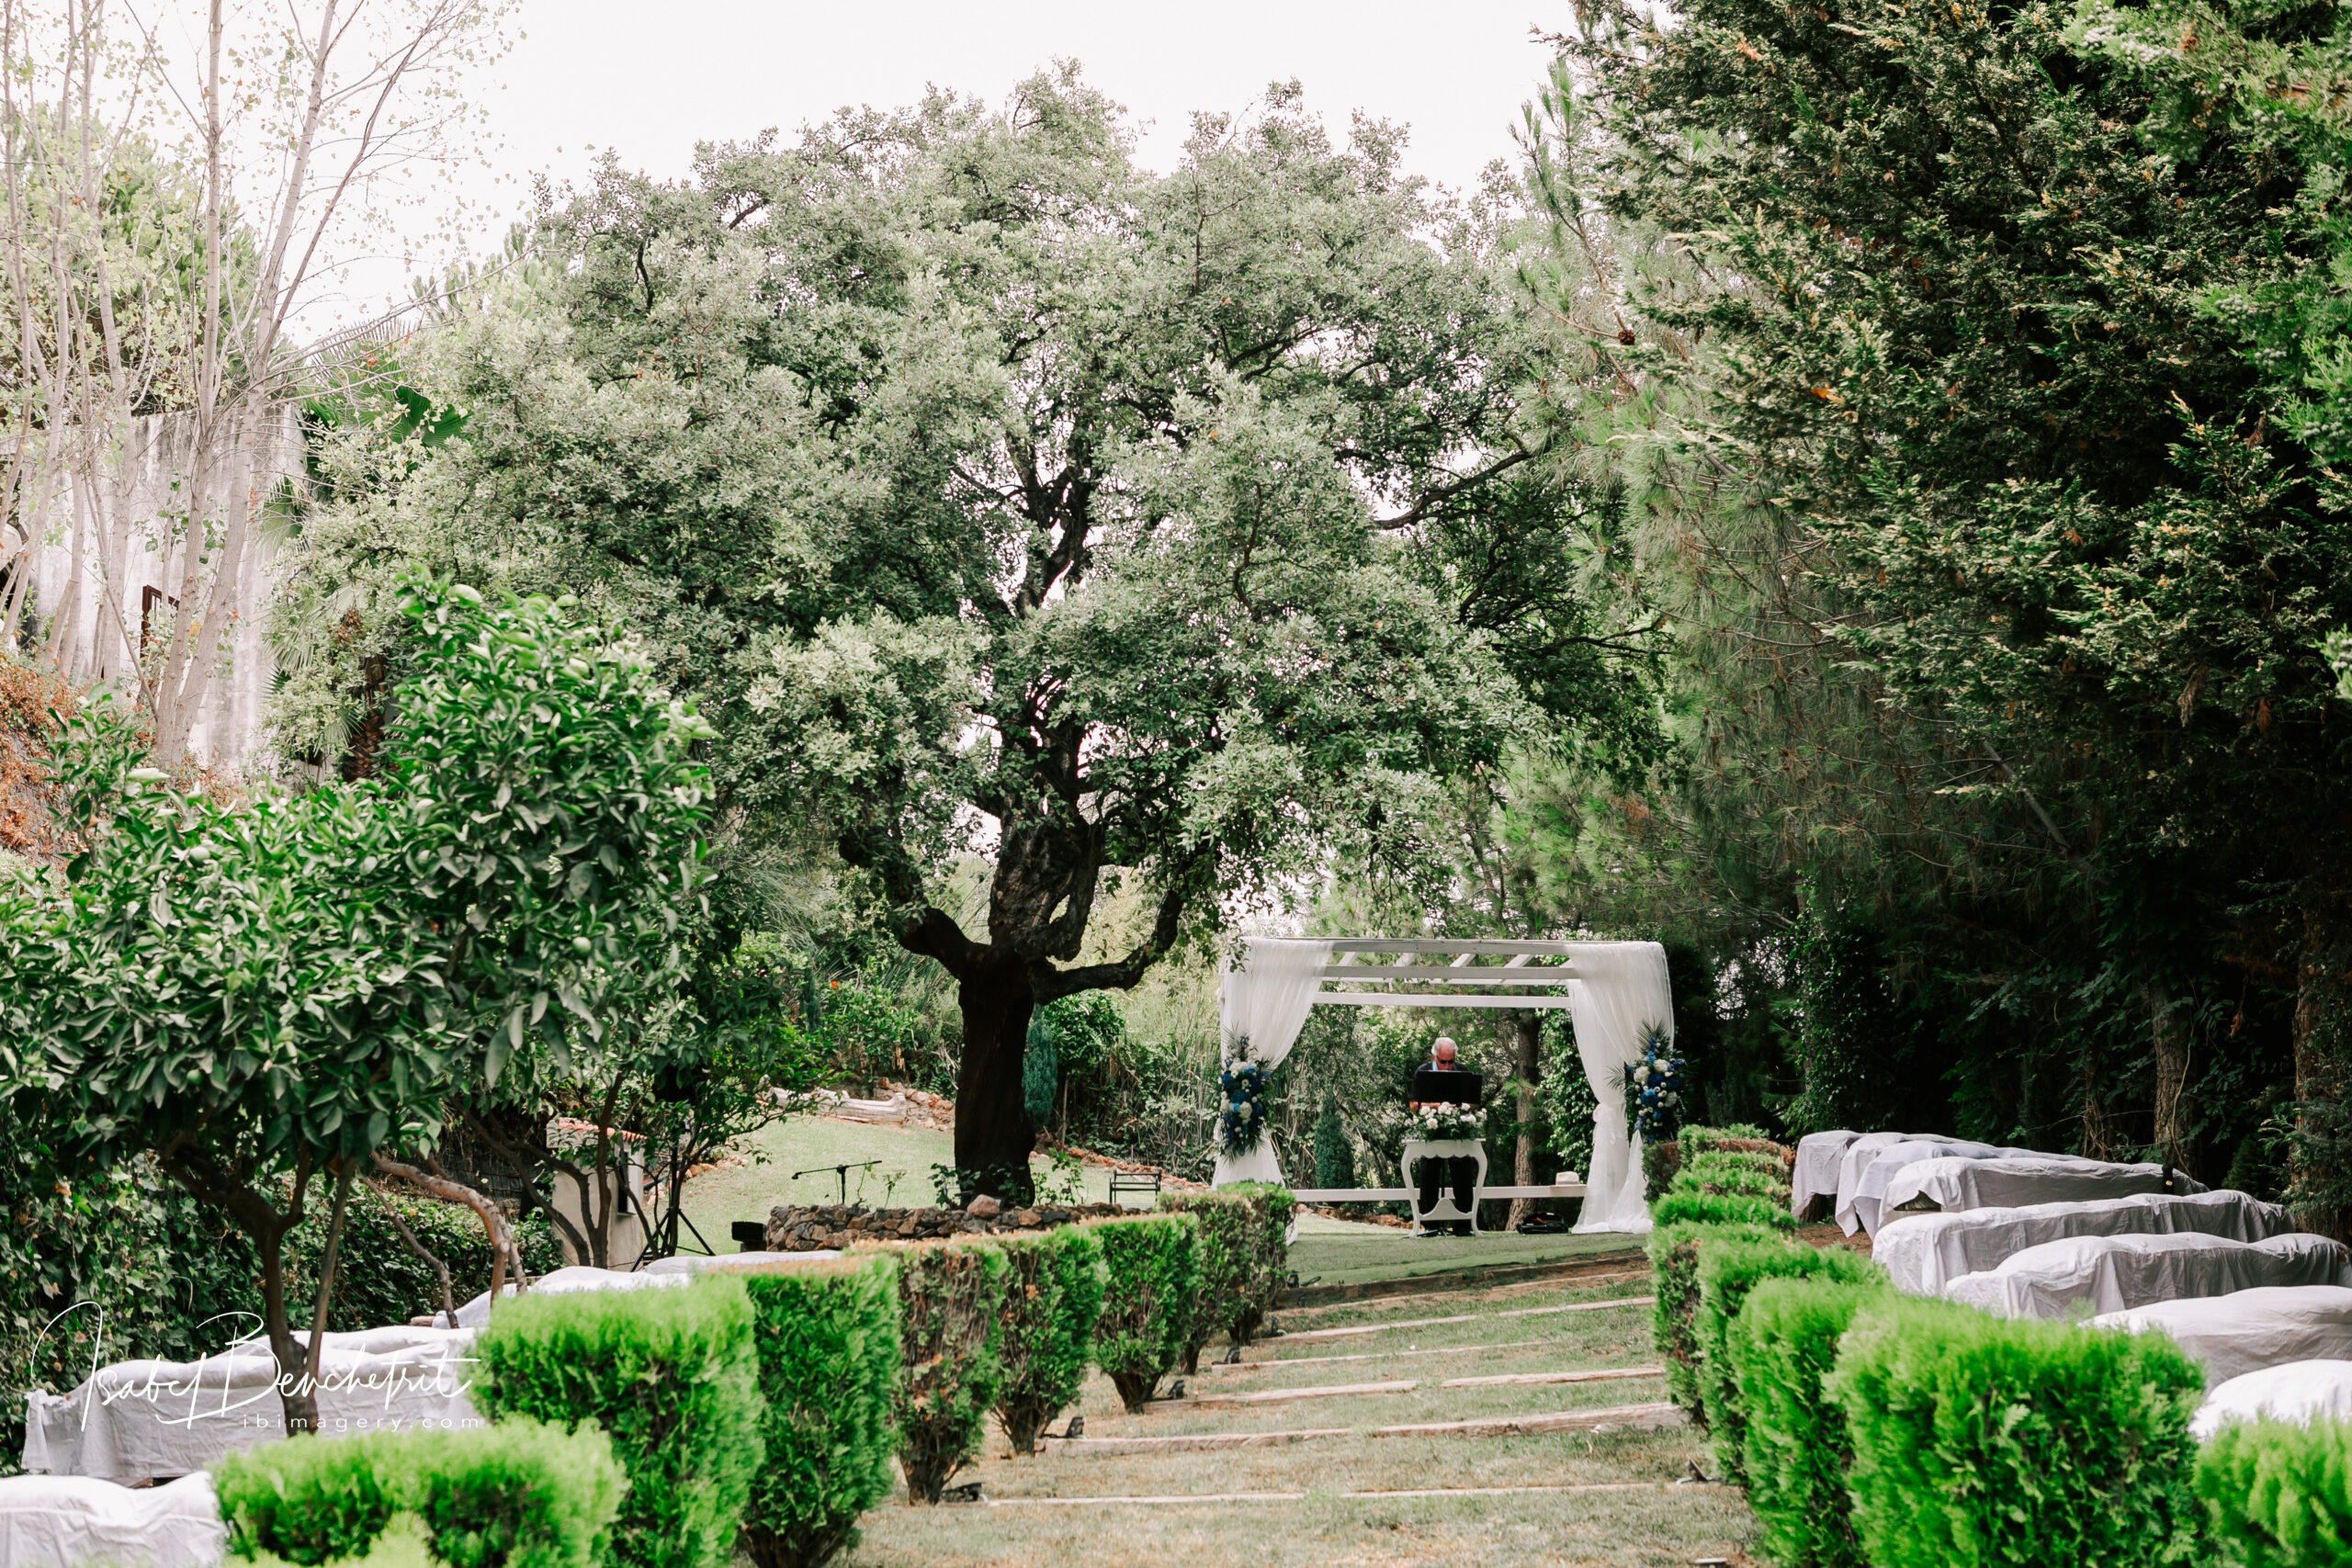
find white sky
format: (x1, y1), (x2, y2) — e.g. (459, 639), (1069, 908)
(313, 0), (1562, 328)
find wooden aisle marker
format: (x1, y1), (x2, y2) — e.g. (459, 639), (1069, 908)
(984, 1481), (1724, 1506)
(1045, 1428), (1350, 1455)
(1440, 1365), (1664, 1389)
(1184, 1379), (1416, 1405)
(1371, 1401), (1684, 1438)
(1202, 1338), (1549, 1372)
(1279, 1294), (1655, 1342)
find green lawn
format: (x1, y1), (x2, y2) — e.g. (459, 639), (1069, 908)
(673, 1114), (1118, 1252)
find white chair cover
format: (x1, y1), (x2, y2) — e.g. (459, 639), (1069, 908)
(1568, 942), (1676, 1235)
(1883, 1156), (2205, 1216)
(1831, 1133), (1917, 1233)
(0, 1472), (222, 1567)
(1843, 1139), (2041, 1237)
(1943, 1231), (2352, 1319)
(1212, 938), (1334, 1187)
(1875, 1190), (2292, 1296)
(2192, 1359), (2352, 1440)
(2093, 1285), (2352, 1387)
(1792, 1131), (1860, 1215)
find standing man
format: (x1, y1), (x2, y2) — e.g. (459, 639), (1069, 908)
(1409, 1038), (1483, 1235)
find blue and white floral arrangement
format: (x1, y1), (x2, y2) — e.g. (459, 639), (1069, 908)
(1623, 1023), (1684, 1144)
(1218, 1041), (1272, 1155)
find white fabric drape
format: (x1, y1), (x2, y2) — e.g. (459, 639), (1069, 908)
(1568, 942), (1675, 1234)
(1212, 937), (1334, 1186)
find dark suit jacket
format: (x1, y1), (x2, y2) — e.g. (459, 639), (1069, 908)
(1411, 1065), (1483, 1107)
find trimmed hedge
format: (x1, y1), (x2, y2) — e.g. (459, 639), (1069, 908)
(993, 1225), (1107, 1456)
(1646, 1219), (1784, 1416)
(216, 1416), (623, 1568)
(474, 1277), (763, 1568)
(1158, 1184), (1291, 1371)
(1729, 1276), (1883, 1568)
(886, 1237), (1009, 1503)
(740, 1256), (903, 1568)
(1826, 1294), (2205, 1568)
(1651, 1190), (1797, 1233)
(2199, 1417), (2352, 1566)
(1091, 1213), (1200, 1413)
(1696, 1236), (1883, 1482)
(1668, 1158), (1784, 1207)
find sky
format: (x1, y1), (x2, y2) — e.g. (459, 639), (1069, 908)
(315, 0), (1564, 326)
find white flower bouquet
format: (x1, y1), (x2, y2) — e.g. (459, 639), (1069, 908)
(1406, 1102), (1484, 1142)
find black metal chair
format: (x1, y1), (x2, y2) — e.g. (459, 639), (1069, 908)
(1108, 1170), (1161, 1210)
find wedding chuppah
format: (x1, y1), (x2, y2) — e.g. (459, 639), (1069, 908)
(1206, 936), (1678, 1235)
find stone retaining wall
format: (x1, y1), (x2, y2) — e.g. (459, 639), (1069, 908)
(764, 1201), (1128, 1251)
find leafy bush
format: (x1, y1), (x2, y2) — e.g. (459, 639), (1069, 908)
(216, 1416), (623, 1568)
(740, 1255), (902, 1568)
(1729, 1275), (1885, 1568)
(291, 1184), (565, 1331)
(1313, 1098), (1356, 1189)
(884, 1237), (1010, 1503)
(1651, 1190), (1797, 1233)
(1645, 1219), (1784, 1416)
(1827, 1295), (2205, 1567)
(993, 1226), (1107, 1456)
(1668, 1158), (1783, 1207)
(2199, 1417), (2352, 1566)
(473, 1276), (763, 1568)
(1090, 1213), (1200, 1413)
(1158, 1185), (1291, 1371)
(1695, 1236), (1883, 1483)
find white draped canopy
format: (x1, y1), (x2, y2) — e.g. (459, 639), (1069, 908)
(1210, 935), (1674, 1232)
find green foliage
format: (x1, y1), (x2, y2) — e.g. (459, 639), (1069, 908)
(1645, 1220), (1784, 1416)
(1826, 1296), (2206, 1567)
(1728, 1276), (1887, 1568)
(1312, 1097), (1357, 1190)
(293, 1187), (565, 1332)
(885, 1239), (1010, 1503)
(2199, 1417), (2352, 1567)
(740, 1256), (903, 1568)
(216, 1416), (624, 1568)
(1021, 1013), (1059, 1128)
(1090, 1213), (1200, 1414)
(991, 1226), (1107, 1457)
(1668, 1155), (1784, 1208)
(1650, 1191), (1797, 1233)
(473, 1277), (763, 1568)
(1158, 1185), (1291, 1371)
(1694, 1235), (1883, 1483)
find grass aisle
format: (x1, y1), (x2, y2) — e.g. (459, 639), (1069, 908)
(840, 1273), (1755, 1568)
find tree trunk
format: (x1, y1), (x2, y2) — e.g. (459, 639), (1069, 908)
(2147, 980), (2194, 1179)
(1507, 1013), (1543, 1231)
(954, 958), (1037, 1205)
(253, 1223), (321, 1436)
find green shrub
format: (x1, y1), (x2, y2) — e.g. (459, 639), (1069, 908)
(1695, 1237), (1883, 1483)
(883, 1238), (1010, 1503)
(1730, 1277), (1884, 1568)
(1645, 1219), (1782, 1416)
(993, 1225), (1107, 1456)
(1826, 1294), (2205, 1568)
(2199, 1417), (2352, 1566)
(1651, 1190), (1797, 1233)
(473, 1276), (763, 1568)
(1158, 1185), (1291, 1371)
(1668, 1159), (1782, 1206)
(291, 1185), (566, 1331)
(1090, 1213), (1200, 1413)
(739, 1256), (903, 1568)
(216, 1416), (623, 1568)
(1679, 1122), (1770, 1156)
